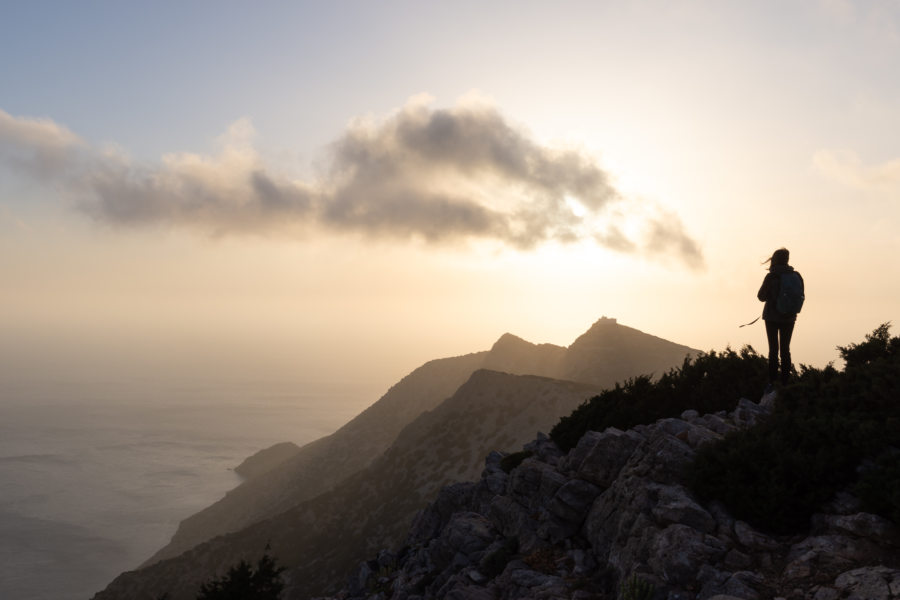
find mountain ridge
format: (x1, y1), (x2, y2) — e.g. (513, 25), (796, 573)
(145, 317), (695, 565)
(95, 317), (698, 599)
(144, 350), (489, 564)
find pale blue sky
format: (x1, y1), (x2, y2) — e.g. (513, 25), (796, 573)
(2, 1), (899, 392)
(6, 1), (895, 159)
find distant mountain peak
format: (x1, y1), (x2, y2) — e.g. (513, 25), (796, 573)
(482, 332), (565, 378)
(561, 318), (696, 387)
(489, 332), (532, 351)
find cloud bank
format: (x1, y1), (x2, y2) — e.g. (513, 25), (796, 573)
(0, 100), (703, 268)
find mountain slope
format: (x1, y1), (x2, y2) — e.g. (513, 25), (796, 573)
(148, 317), (689, 564)
(102, 317), (698, 598)
(234, 442), (301, 480)
(146, 350), (489, 564)
(558, 317), (695, 385)
(93, 370), (603, 600)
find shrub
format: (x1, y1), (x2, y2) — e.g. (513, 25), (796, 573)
(550, 347), (767, 451)
(690, 324), (900, 533)
(620, 573), (655, 600)
(837, 322), (898, 368)
(196, 550), (285, 600)
(856, 450), (900, 525)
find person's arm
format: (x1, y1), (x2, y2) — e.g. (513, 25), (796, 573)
(757, 274), (770, 302)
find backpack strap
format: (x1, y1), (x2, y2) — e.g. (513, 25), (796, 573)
(740, 316), (761, 328)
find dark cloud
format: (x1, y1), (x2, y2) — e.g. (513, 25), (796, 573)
(77, 158), (315, 236)
(320, 99), (620, 249)
(0, 100), (704, 268)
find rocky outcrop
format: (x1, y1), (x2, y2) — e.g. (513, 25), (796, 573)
(330, 398), (900, 600)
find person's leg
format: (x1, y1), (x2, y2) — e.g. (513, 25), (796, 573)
(765, 320), (779, 384)
(779, 321), (795, 384)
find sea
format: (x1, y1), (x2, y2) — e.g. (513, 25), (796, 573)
(0, 377), (375, 600)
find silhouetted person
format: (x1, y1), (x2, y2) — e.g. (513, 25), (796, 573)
(758, 248), (804, 393)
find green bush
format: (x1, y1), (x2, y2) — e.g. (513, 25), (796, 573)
(196, 550), (285, 600)
(550, 347), (768, 451)
(837, 322), (899, 368)
(855, 450), (900, 525)
(619, 573), (655, 600)
(690, 325), (900, 534)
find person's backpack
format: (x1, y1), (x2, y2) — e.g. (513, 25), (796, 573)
(776, 271), (805, 315)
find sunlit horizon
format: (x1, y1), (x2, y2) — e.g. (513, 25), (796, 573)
(3, 1), (899, 399)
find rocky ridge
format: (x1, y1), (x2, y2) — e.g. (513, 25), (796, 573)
(328, 395), (900, 600)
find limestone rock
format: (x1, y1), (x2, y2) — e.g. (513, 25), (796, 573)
(649, 483), (716, 533)
(647, 524), (728, 586)
(560, 427), (643, 488)
(313, 396), (898, 600)
(824, 512), (900, 545)
(833, 566), (900, 600)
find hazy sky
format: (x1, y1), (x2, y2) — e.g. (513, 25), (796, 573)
(2, 1), (899, 395)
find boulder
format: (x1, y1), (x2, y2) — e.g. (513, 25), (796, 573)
(787, 534), (883, 575)
(437, 512), (496, 563)
(546, 479), (602, 524)
(823, 512), (900, 545)
(508, 460), (566, 510)
(833, 566), (900, 600)
(647, 524), (728, 586)
(560, 428), (643, 488)
(649, 483), (716, 534)
(523, 432), (565, 467)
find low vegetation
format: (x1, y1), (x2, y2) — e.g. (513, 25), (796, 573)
(550, 324), (900, 535)
(195, 550), (285, 600)
(619, 573), (656, 600)
(690, 323), (900, 533)
(550, 347), (768, 452)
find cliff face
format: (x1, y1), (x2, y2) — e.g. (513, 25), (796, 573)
(144, 318), (695, 566)
(330, 398), (900, 600)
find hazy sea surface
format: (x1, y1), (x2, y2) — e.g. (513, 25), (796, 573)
(0, 378), (374, 600)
